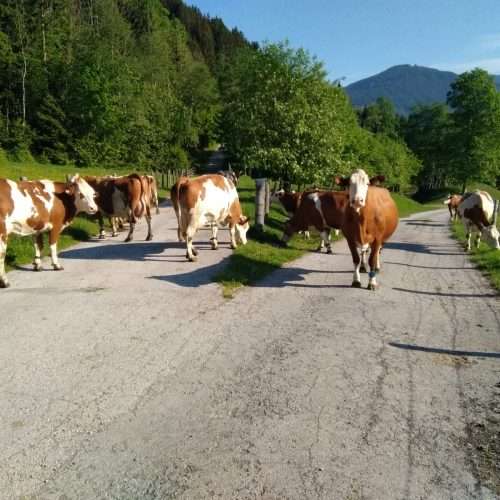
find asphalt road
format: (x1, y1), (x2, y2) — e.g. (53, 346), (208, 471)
(0, 205), (499, 500)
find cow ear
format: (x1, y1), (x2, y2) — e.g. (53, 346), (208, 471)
(65, 183), (76, 195)
(369, 175), (385, 185)
(335, 176), (350, 187)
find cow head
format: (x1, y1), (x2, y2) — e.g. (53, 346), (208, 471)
(235, 215), (250, 245)
(348, 169), (370, 213)
(68, 174), (98, 214)
(481, 225), (500, 250)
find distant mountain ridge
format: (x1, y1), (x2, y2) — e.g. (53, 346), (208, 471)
(345, 64), (500, 115)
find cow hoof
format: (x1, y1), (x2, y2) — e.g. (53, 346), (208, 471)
(146, 235), (153, 241)
(124, 237), (133, 243)
(111, 233), (118, 237)
(367, 283), (378, 291)
(211, 243), (218, 250)
(53, 264), (64, 271)
(33, 265), (42, 272)
(187, 254), (197, 262)
(351, 281), (362, 288)
(0, 280), (10, 288)
(326, 249), (333, 255)
(230, 244), (237, 250)
(99, 234), (106, 240)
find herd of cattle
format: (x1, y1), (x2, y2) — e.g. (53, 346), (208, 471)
(0, 169), (498, 290)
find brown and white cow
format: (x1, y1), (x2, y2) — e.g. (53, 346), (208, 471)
(341, 169), (398, 289)
(284, 169), (398, 289)
(84, 174), (152, 242)
(0, 175), (98, 288)
(175, 174), (250, 261)
(281, 190), (346, 254)
(170, 176), (189, 242)
(443, 194), (462, 221)
(456, 191), (499, 251)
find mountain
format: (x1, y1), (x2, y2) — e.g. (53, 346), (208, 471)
(345, 64), (500, 115)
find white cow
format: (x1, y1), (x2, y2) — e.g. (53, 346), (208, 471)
(173, 174), (250, 261)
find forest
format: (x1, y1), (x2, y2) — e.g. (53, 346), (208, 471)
(0, 0), (499, 195)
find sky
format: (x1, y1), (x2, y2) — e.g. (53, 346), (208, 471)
(186, 0), (500, 84)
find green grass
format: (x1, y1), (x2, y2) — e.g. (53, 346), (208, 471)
(215, 178), (439, 297)
(451, 220), (500, 291)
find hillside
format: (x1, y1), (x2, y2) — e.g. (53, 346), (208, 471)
(346, 64), (500, 115)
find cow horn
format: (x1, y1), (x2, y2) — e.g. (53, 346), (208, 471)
(493, 199), (499, 225)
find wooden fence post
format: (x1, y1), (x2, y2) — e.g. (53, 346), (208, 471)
(255, 178), (267, 231)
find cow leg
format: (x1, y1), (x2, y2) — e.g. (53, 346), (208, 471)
(304, 230), (310, 239)
(125, 212), (136, 242)
(367, 242), (382, 290)
(185, 225), (198, 261)
(0, 232), (9, 288)
(98, 212), (106, 239)
(145, 208), (153, 241)
(347, 239), (362, 288)
(210, 224), (218, 250)
(229, 224), (237, 249)
(110, 217), (118, 237)
(474, 231), (481, 249)
(360, 248), (369, 273)
(465, 223), (472, 251)
(32, 233), (44, 271)
(49, 227), (64, 271)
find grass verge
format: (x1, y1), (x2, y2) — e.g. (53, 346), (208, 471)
(215, 178), (438, 297)
(451, 221), (500, 291)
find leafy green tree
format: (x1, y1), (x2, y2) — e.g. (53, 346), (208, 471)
(447, 68), (500, 190)
(403, 103), (452, 191)
(220, 41), (355, 185)
(357, 97), (400, 139)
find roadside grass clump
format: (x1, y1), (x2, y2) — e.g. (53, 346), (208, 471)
(451, 221), (500, 291)
(392, 193), (440, 218)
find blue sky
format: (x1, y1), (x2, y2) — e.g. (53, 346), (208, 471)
(186, 0), (500, 84)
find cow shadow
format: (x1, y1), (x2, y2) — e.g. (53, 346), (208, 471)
(148, 257), (233, 287)
(60, 241), (172, 262)
(384, 241), (464, 256)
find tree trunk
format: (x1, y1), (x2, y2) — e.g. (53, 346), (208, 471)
(264, 179), (270, 215)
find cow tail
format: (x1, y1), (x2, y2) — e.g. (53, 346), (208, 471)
(128, 174), (144, 220)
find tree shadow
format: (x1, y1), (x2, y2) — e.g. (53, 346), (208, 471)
(389, 342), (500, 359)
(404, 221), (446, 227)
(392, 287), (498, 298)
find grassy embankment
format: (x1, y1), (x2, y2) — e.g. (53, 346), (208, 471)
(449, 184), (500, 291)
(215, 177), (440, 297)
(0, 157), (134, 271)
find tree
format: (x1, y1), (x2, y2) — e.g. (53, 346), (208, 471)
(357, 97), (400, 140)
(403, 103), (452, 191)
(447, 68), (500, 190)
(220, 41), (355, 185)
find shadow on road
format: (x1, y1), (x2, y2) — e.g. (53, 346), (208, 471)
(384, 261), (475, 271)
(60, 241), (171, 261)
(392, 287), (498, 298)
(389, 342), (500, 359)
(384, 241), (463, 256)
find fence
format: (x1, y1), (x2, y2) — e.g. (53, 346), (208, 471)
(151, 168), (195, 191)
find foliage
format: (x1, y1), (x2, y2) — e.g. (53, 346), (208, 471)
(446, 69), (500, 190)
(219, 42), (356, 185)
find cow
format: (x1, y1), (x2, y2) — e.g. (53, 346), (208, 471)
(281, 190), (348, 255)
(84, 174), (152, 242)
(145, 175), (160, 215)
(456, 191), (499, 251)
(443, 194), (462, 221)
(0, 175), (98, 288)
(175, 174), (250, 261)
(340, 169), (399, 289)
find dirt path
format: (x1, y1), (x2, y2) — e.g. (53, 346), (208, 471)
(0, 207), (499, 499)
